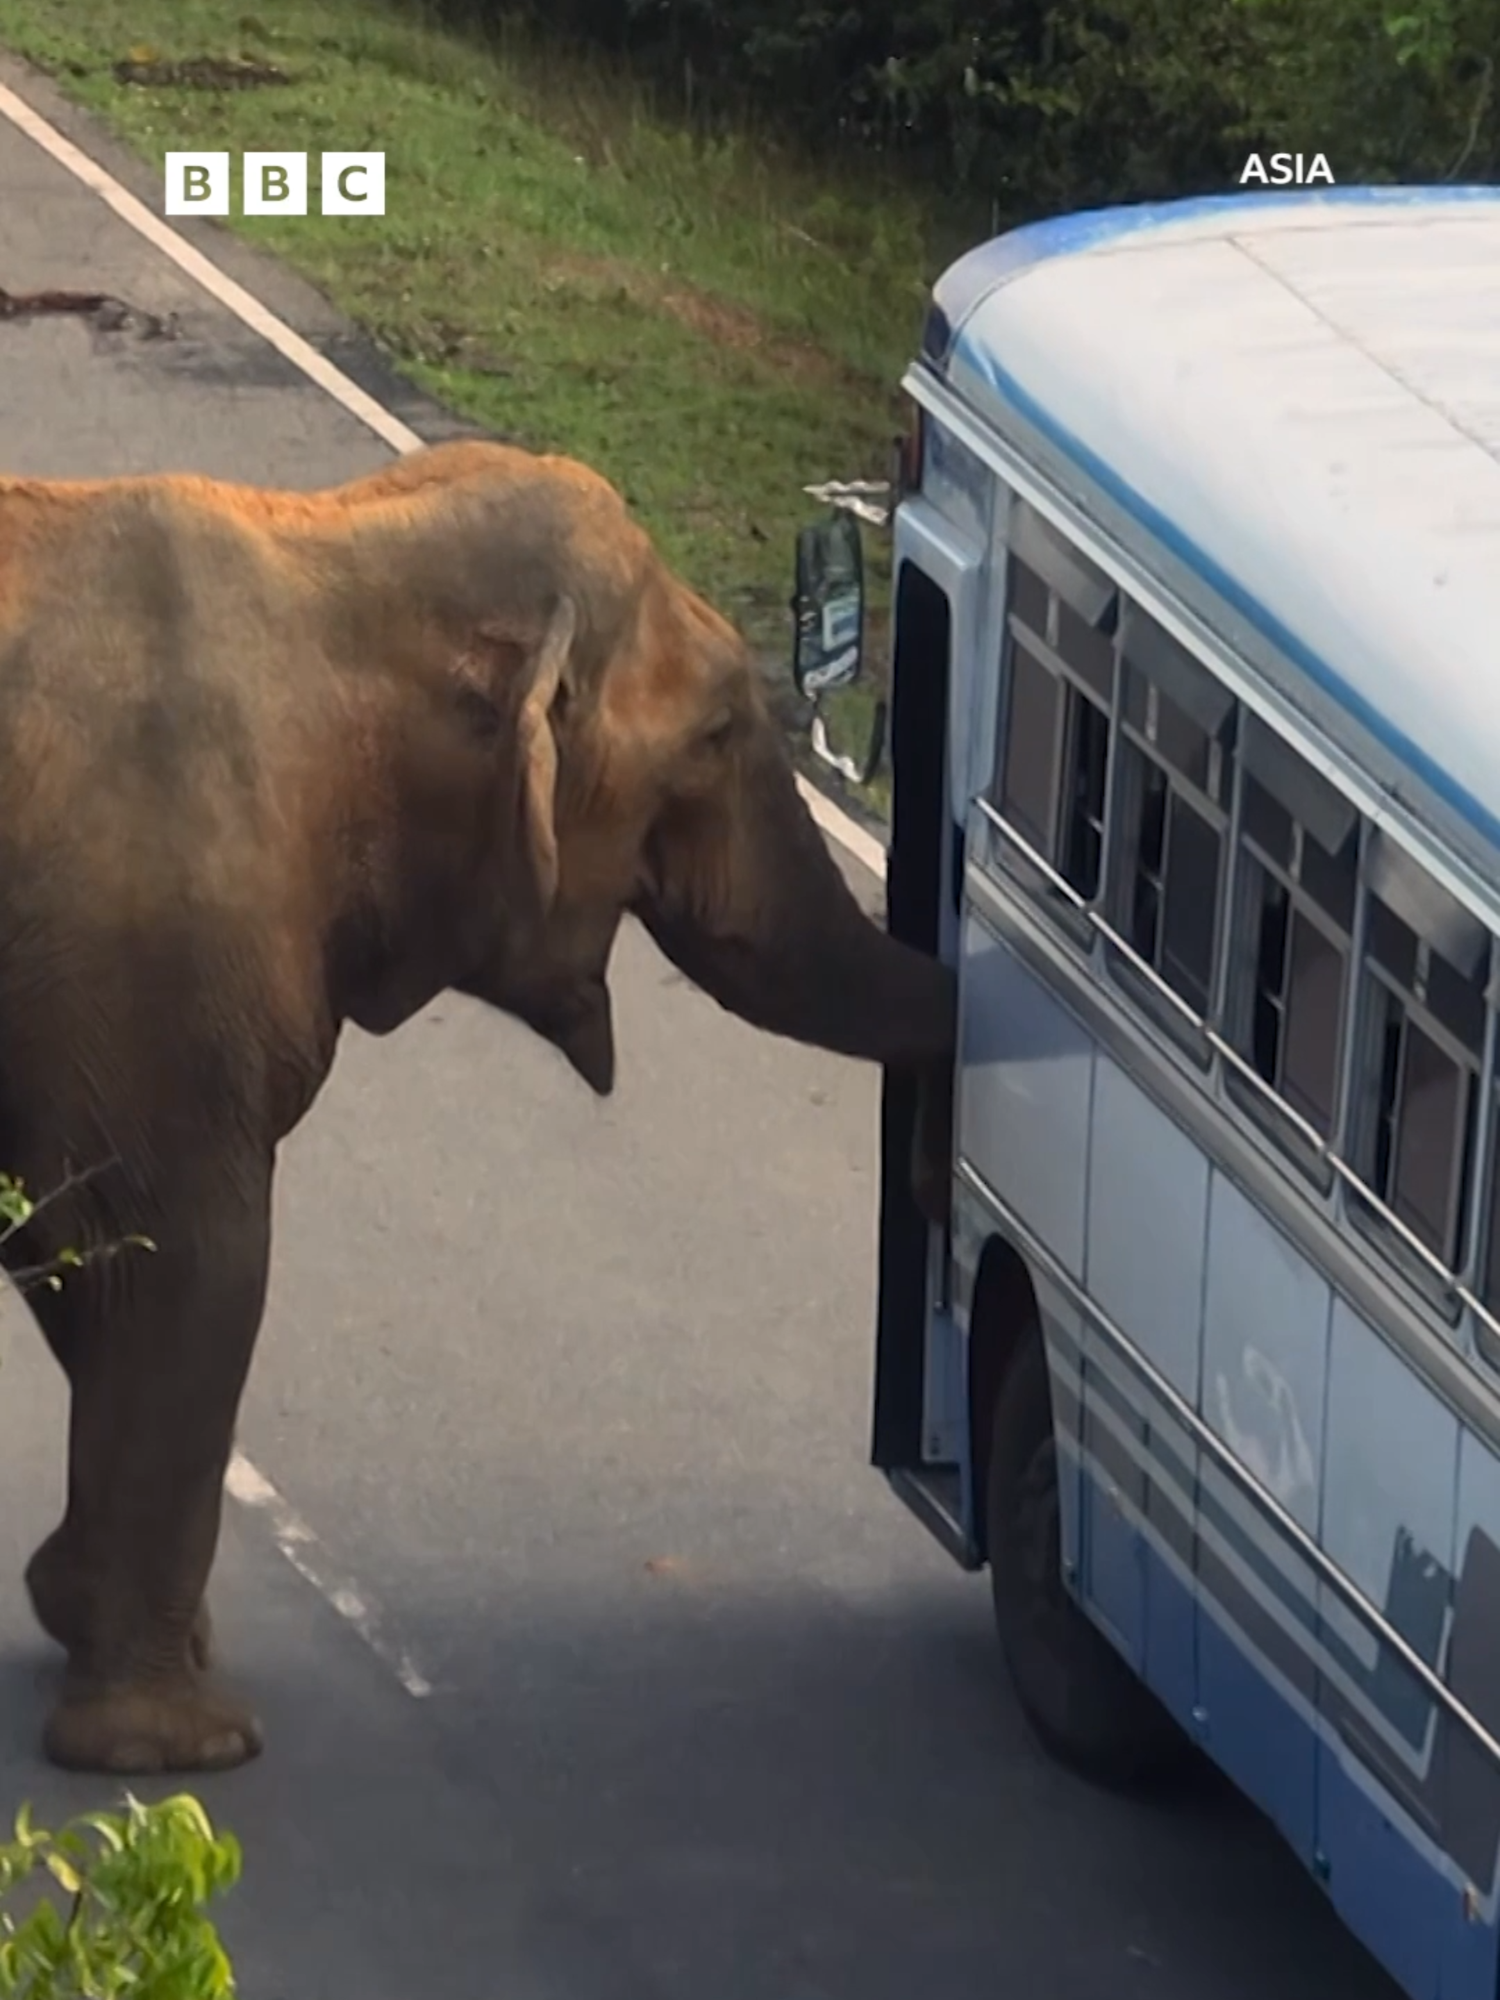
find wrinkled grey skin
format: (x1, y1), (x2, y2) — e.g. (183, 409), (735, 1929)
(0, 441), (956, 1777)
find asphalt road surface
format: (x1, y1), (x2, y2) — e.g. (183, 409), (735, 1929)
(0, 56), (1402, 2000)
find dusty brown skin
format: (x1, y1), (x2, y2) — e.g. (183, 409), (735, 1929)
(0, 440), (955, 1775)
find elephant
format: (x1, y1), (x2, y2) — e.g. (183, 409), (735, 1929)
(0, 439), (956, 1775)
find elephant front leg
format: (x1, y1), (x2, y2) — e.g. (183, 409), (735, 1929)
(37, 1158), (272, 1775)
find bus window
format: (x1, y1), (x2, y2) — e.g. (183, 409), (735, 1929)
(1111, 607), (1233, 1019)
(1062, 690), (1111, 899)
(996, 612), (1064, 859)
(992, 502), (1119, 903)
(1230, 719), (1358, 1139)
(1352, 837), (1488, 1270)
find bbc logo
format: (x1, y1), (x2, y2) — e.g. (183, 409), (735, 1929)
(164, 152), (386, 217)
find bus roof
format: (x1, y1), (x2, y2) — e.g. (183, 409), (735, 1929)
(922, 188), (1500, 857)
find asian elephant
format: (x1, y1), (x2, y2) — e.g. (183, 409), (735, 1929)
(0, 440), (955, 1775)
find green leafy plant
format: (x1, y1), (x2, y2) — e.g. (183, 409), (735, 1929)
(0, 1796), (240, 1998)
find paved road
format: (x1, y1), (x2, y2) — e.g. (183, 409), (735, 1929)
(0, 56), (1401, 2000)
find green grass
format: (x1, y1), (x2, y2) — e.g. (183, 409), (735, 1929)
(0, 0), (983, 815)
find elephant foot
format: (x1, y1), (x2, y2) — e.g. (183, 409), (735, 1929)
(44, 1674), (264, 1775)
(25, 1532), (215, 1671)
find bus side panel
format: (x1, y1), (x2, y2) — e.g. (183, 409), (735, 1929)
(1194, 1173), (1331, 1866)
(1033, 1273), (1086, 1589)
(1315, 1748), (1487, 2000)
(1195, 1451), (1321, 1867)
(1200, 1175), (1329, 1537)
(1085, 1058), (1208, 1405)
(956, 917), (1093, 1286)
(1446, 1436), (1500, 1998)
(1043, 1276), (1201, 1728)
(1143, 1404), (1201, 1727)
(1318, 1299), (1465, 1999)
(956, 911), (1093, 1572)
(1081, 1056), (1209, 1691)
(1078, 1322), (1148, 1672)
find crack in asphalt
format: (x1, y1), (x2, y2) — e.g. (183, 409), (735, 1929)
(0, 284), (178, 338)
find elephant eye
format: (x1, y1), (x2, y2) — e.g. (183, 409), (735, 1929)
(454, 686), (502, 741)
(698, 705), (735, 750)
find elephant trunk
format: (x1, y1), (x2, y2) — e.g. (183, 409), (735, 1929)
(636, 727), (956, 1074)
(640, 894), (956, 1070)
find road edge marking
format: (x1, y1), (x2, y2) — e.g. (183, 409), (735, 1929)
(0, 76), (890, 886)
(796, 778), (886, 878)
(226, 1451), (435, 1698)
(0, 80), (421, 456)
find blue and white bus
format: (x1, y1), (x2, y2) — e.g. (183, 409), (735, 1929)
(798, 186), (1500, 1999)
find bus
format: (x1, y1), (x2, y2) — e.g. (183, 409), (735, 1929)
(792, 185), (1500, 2000)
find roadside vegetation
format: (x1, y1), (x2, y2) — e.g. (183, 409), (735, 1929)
(0, 0), (978, 674)
(0, 0), (1488, 821)
(484, 0), (1497, 214)
(0, 1795), (240, 1998)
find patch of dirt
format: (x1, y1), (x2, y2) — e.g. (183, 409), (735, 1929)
(538, 248), (874, 393)
(112, 52), (291, 90)
(655, 284), (831, 383)
(0, 288), (178, 340)
(655, 287), (761, 351)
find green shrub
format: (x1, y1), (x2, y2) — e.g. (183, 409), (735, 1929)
(0, 1796), (240, 1998)
(432, 0), (1499, 209)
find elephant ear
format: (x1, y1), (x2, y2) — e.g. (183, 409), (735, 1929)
(493, 594), (578, 921)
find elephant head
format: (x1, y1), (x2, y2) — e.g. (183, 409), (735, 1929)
(460, 563), (949, 1070)
(338, 445), (956, 1215)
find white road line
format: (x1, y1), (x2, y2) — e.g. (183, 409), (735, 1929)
(225, 1452), (434, 1698)
(797, 778), (886, 877)
(0, 76), (890, 887)
(0, 81), (419, 457)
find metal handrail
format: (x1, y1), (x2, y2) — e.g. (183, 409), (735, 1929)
(956, 1153), (1500, 1775)
(968, 797), (1500, 1345)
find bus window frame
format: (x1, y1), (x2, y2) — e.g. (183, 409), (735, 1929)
(972, 491), (1500, 1355)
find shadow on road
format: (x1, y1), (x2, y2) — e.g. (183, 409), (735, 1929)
(0, 1534), (1392, 2000)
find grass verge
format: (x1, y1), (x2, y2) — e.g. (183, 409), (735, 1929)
(0, 0), (985, 820)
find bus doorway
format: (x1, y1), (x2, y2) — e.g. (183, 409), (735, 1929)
(873, 560), (953, 1485)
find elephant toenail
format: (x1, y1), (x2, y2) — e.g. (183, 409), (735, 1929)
(106, 1741), (162, 1774)
(200, 1731), (251, 1767)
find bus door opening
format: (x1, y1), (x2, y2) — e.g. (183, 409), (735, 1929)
(872, 559), (954, 1477)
